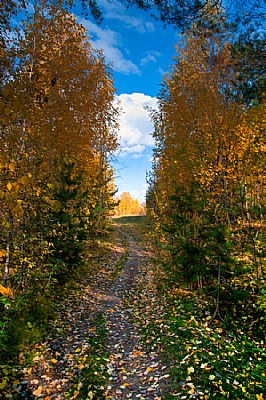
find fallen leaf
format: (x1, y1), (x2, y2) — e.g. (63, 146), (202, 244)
(33, 386), (43, 396)
(145, 366), (153, 374)
(187, 366), (194, 375)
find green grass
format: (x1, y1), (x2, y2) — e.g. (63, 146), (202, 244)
(141, 288), (266, 400)
(113, 215), (147, 242)
(112, 215), (146, 225)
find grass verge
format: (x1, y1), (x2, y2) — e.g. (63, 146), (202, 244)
(112, 216), (146, 243)
(142, 288), (265, 399)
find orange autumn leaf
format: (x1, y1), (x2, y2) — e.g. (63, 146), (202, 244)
(0, 285), (13, 298)
(145, 366), (153, 374)
(0, 249), (6, 260)
(33, 386), (43, 396)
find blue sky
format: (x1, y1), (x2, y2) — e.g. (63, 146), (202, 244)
(78, 0), (179, 202)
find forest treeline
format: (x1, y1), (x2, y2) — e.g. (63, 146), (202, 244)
(1, 2), (119, 360)
(114, 192), (145, 216)
(144, 11), (265, 397)
(146, 10), (265, 326)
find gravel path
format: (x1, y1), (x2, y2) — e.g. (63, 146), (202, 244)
(101, 229), (169, 400)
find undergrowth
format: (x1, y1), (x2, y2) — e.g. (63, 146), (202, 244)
(0, 225), (122, 396)
(142, 286), (265, 399)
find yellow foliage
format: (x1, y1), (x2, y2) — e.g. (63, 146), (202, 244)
(0, 285), (13, 298)
(19, 176), (30, 185)
(0, 250), (6, 260)
(0, 4), (118, 299)
(9, 162), (15, 172)
(114, 192), (145, 216)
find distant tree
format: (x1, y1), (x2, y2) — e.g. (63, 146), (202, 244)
(114, 192), (145, 216)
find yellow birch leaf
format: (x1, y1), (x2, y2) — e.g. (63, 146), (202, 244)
(7, 182), (12, 191)
(145, 366), (153, 374)
(12, 205), (24, 217)
(0, 285), (13, 298)
(33, 386), (43, 396)
(47, 183), (55, 190)
(0, 250), (6, 260)
(50, 358), (57, 364)
(9, 162), (15, 172)
(19, 176), (29, 185)
(0, 378), (8, 390)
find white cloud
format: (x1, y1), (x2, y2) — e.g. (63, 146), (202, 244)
(141, 54), (157, 66)
(116, 93), (158, 156)
(131, 187), (147, 203)
(97, 0), (155, 33)
(98, 45), (141, 75)
(116, 184), (148, 203)
(80, 19), (141, 75)
(157, 67), (167, 76)
(141, 50), (161, 66)
(118, 144), (146, 157)
(110, 14), (155, 33)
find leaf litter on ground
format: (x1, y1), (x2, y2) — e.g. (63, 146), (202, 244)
(5, 220), (172, 399)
